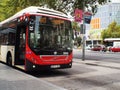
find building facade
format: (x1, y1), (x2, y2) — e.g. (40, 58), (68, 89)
(86, 2), (120, 45)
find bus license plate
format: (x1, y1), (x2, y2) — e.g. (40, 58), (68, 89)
(51, 65), (60, 68)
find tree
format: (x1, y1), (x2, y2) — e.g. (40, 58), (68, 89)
(4, 0), (42, 18)
(46, 0), (110, 15)
(101, 21), (120, 41)
(76, 37), (82, 47)
(0, 0), (109, 21)
(72, 0), (110, 15)
(0, 0), (9, 21)
(72, 21), (80, 31)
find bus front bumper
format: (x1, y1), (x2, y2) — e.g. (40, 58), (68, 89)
(25, 60), (72, 71)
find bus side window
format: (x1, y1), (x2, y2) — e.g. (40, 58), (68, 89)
(9, 32), (16, 45)
(3, 34), (8, 45)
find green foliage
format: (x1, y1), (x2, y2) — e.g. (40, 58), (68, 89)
(72, 22), (80, 31)
(73, 0), (110, 15)
(0, 0), (9, 21)
(0, 0), (109, 21)
(101, 21), (120, 40)
(74, 37), (82, 46)
(0, 0), (43, 21)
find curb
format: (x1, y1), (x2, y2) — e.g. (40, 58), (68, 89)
(73, 59), (120, 69)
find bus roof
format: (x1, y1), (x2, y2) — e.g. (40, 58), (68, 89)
(0, 6), (69, 25)
(104, 38), (120, 41)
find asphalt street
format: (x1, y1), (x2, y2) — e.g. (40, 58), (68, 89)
(36, 49), (120, 90)
(1, 49), (120, 90)
(0, 63), (66, 90)
(39, 58), (120, 90)
(73, 49), (120, 63)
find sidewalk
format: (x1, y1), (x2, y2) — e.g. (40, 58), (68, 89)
(74, 59), (120, 69)
(0, 63), (66, 90)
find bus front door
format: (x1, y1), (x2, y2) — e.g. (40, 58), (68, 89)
(15, 26), (26, 65)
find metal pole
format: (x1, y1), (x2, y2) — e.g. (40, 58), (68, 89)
(82, 0), (85, 61)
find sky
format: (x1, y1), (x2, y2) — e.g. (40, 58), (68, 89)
(111, 0), (120, 3)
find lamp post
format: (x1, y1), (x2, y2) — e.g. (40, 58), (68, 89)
(82, 0), (86, 61)
(74, 0), (92, 61)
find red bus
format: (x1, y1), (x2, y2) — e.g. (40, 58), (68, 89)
(0, 6), (73, 71)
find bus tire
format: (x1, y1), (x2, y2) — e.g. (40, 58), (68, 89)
(7, 53), (12, 66)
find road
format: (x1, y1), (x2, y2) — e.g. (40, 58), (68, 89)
(1, 49), (120, 90)
(31, 49), (120, 90)
(73, 49), (120, 63)
(0, 63), (65, 90)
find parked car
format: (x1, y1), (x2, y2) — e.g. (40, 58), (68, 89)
(109, 46), (120, 52)
(91, 44), (107, 52)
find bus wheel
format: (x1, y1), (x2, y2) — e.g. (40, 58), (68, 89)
(7, 54), (12, 66)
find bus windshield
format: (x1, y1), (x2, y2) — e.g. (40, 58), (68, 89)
(29, 16), (73, 51)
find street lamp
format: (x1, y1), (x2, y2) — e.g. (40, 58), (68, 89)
(82, 0), (86, 61)
(81, 0), (92, 61)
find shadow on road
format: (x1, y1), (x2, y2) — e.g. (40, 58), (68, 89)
(28, 69), (71, 78)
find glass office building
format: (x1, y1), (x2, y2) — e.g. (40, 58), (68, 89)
(86, 3), (120, 45)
